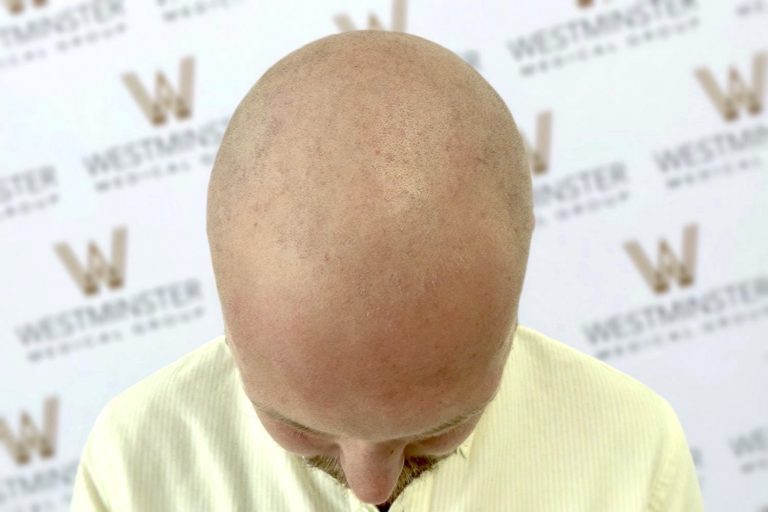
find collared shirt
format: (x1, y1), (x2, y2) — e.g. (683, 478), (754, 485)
(70, 324), (704, 511)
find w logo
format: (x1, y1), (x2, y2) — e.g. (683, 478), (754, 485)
(122, 56), (195, 126)
(695, 53), (766, 121)
(334, 0), (407, 32)
(2, 0), (47, 15)
(54, 226), (127, 296)
(0, 397), (58, 465)
(522, 111), (553, 175)
(623, 224), (698, 294)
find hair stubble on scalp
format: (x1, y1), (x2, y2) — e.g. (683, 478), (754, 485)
(206, 30), (535, 320)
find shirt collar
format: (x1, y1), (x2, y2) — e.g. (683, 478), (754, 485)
(456, 423), (478, 460)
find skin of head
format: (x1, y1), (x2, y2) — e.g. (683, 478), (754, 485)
(206, 30), (534, 506)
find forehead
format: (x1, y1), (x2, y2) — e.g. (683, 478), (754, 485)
(250, 388), (497, 441)
(244, 370), (504, 443)
(236, 340), (494, 422)
(229, 330), (513, 443)
(222, 262), (516, 439)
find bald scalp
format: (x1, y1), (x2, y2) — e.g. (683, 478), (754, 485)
(206, 30), (533, 334)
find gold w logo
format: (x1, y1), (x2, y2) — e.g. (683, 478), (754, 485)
(695, 52), (766, 121)
(522, 111), (552, 175)
(334, 0), (407, 32)
(623, 224), (698, 294)
(121, 56), (195, 126)
(2, 0), (47, 15)
(54, 226), (127, 296)
(0, 396), (58, 465)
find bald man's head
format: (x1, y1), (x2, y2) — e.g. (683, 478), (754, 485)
(206, 30), (534, 506)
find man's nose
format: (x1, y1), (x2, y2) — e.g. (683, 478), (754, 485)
(338, 440), (405, 504)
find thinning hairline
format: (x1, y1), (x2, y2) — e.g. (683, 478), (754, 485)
(249, 388), (500, 442)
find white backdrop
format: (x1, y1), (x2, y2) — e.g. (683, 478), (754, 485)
(0, 0), (766, 510)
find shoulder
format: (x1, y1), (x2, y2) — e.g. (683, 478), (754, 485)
(507, 325), (696, 486)
(516, 324), (667, 405)
(87, 334), (236, 447)
(512, 324), (684, 435)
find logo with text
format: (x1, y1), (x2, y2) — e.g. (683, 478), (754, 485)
(507, 0), (700, 77)
(730, 423), (768, 475)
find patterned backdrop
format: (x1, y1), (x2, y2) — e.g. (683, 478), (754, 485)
(0, 0), (766, 510)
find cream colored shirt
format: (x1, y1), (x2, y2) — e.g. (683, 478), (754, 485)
(70, 324), (704, 511)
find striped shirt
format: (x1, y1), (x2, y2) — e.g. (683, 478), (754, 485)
(70, 324), (703, 511)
